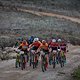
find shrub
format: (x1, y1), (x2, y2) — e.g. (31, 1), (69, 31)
(72, 66), (80, 80)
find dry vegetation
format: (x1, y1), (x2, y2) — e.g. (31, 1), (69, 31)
(0, 0), (80, 49)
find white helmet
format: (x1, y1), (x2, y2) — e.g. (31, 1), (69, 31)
(33, 38), (39, 42)
(42, 40), (45, 42)
(58, 39), (62, 42)
(52, 39), (56, 42)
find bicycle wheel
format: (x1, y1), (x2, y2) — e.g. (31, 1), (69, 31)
(41, 61), (46, 72)
(29, 51), (32, 66)
(41, 62), (44, 72)
(32, 54), (35, 69)
(53, 56), (56, 68)
(20, 55), (25, 70)
(60, 56), (64, 68)
(21, 62), (23, 70)
(15, 61), (18, 68)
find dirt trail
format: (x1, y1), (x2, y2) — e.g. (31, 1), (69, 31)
(18, 8), (80, 24)
(0, 44), (80, 80)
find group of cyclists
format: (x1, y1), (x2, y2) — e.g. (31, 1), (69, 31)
(15, 36), (68, 72)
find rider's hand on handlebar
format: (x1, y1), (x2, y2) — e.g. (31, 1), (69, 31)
(37, 49), (40, 53)
(27, 48), (30, 51)
(49, 48), (52, 53)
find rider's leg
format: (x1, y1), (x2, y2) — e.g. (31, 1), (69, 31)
(64, 54), (66, 63)
(42, 63), (44, 72)
(24, 55), (27, 67)
(49, 57), (52, 65)
(27, 53), (29, 62)
(30, 50), (32, 66)
(15, 60), (18, 68)
(19, 61), (20, 67)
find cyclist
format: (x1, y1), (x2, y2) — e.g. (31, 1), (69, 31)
(28, 36), (35, 45)
(28, 38), (42, 68)
(38, 40), (49, 69)
(49, 39), (58, 66)
(20, 51), (26, 70)
(59, 40), (67, 63)
(41, 51), (47, 72)
(18, 40), (29, 64)
(60, 40), (67, 53)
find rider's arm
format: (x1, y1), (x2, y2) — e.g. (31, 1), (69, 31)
(18, 44), (22, 49)
(28, 43), (34, 51)
(26, 42), (29, 46)
(37, 43), (42, 52)
(29, 43), (34, 48)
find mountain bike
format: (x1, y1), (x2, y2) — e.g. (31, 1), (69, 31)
(58, 51), (65, 68)
(20, 51), (26, 70)
(52, 50), (57, 68)
(41, 51), (47, 72)
(31, 50), (39, 69)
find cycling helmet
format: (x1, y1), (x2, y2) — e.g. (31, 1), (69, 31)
(42, 40), (46, 42)
(52, 39), (56, 42)
(58, 39), (62, 42)
(36, 38), (39, 41)
(23, 40), (26, 44)
(42, 40), (46, 44)
(33, 38), (39, 42)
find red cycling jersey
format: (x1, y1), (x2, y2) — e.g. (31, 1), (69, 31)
(60, 42), (67, 47)
(49, 42), (59, 47)
(30, 41), (41, 48)
(59, 42), (67, 52)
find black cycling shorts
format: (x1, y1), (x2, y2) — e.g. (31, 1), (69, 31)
(42, 49), (49, 55)
(51, 47), (57, 51)
(32, 46), (38, 50)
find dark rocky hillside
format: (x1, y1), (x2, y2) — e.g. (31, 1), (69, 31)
(0, 0), (80, 17)
(0, 0), (80, 48)
(0, 0), (80, 10)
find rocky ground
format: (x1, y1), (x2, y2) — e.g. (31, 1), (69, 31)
(0, 44), (80, 80)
